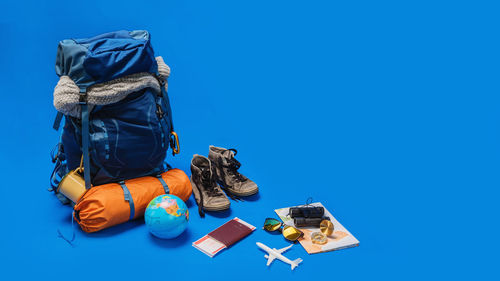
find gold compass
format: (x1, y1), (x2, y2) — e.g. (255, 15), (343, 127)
(320, 219), (334, 236)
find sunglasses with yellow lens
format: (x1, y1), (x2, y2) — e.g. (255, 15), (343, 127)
(263, 218), (304, 242)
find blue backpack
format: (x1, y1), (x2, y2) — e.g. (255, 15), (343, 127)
(49, 30), (179, 204)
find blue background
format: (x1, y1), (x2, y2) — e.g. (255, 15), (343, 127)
(0, 0), (498, 279)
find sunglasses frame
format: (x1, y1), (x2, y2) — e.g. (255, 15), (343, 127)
(263, 217), (304, 242)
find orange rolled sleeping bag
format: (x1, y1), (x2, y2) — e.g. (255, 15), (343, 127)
(74, 168), (192, 233)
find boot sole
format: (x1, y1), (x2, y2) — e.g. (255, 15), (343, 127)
(190, 177), (231, 211)
(218, 181), (259, 197)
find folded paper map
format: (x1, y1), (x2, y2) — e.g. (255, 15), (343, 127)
(275, 202), (359, 254)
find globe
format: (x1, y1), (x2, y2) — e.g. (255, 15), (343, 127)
(145, 194), (189, 239)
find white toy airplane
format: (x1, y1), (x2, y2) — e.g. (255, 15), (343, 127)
(256, 242), (303, 270)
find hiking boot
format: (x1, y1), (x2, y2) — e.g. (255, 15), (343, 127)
(209, 146), (259, 198)
(190, 154), (230, 217)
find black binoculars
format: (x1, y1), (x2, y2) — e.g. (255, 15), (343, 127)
(289, 206), (325, 218)
(293, 216), (330, 228)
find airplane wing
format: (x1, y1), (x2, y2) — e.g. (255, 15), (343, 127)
(273, 244), (293, 254)
(265, 253), (277, 266)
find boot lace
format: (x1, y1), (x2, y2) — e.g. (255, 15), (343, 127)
(200, 166), (223, 197)
(197, 163), (224, 218)
(225, 149), (247, 182)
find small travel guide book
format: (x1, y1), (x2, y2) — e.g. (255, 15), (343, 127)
(193, 217), (256, 257)
(275, 202), (359, 254)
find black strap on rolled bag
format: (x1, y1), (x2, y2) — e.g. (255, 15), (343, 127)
(156, 174), (170, 194)
(119, 181), (135, 220)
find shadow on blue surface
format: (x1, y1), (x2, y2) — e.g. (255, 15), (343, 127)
(204, 208), (232, 218)
(148, 228), (192, 248)
(241, 192), (261, 202)
(84, 219), (144, 238)
(184, 197), (195, 208)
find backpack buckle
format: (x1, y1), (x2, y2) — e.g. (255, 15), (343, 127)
(154, 74), (166, 90)
(78, 88), (87, 105)
(156, 104), (164, 119)
(159, 79), (166, 87)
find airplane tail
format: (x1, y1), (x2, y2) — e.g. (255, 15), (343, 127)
(291, 258), (303, 270)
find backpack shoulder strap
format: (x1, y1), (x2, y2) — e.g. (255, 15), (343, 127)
(155, 73), (180, 156)
(80, 88), (92, 190)
(53, 112), (64, 131)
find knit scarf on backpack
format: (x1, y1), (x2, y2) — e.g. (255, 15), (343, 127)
(53, 56), (170, 118)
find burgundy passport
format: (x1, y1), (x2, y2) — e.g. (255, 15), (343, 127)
(208, 218), (253, 247)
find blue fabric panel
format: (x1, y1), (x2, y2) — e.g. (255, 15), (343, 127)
(60, 89), (170, 186)
(61, 117), (82, 172)
(55, 30), (157, 89)
(90, 89), (167, 184)
(159, 85), (174, 132)
(83, 34), (156, 84)
(73, 30), (132, 44)
(55, 41), (90, 87)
